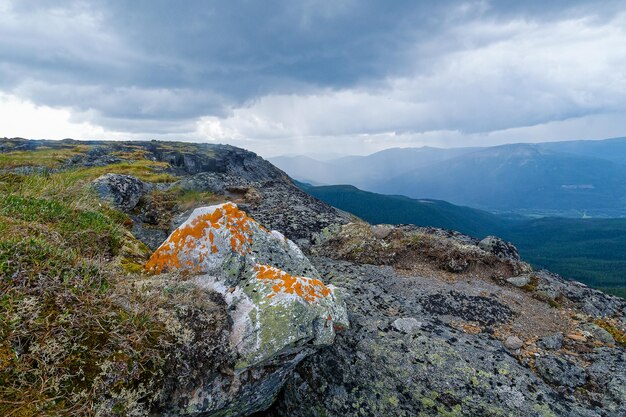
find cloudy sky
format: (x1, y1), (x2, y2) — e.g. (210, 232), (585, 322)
(1, 0), (625, 157)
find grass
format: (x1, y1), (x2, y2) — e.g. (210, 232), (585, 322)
(173, 188), (222, 210)
(0, 145), (90, 169)
(0, 195), (167, 415)
(0, 145), (220, 415)
(61, 160), (178, 183)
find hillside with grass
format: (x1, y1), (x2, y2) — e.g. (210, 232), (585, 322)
(0, 138), (347, 415)
(0, 142), (185, 415)
(300, 183), (626, 297)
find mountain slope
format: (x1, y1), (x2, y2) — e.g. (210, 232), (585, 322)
(537, 136), (626, 164)
(299, 182), (513, 237)
(2, 138), (625, 417)
(377, 143), (626, 211)
(300, 182), (626, 293)
(274, 137), (626, 215)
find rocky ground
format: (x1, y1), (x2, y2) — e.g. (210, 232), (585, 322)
(1, 138), (624, 416)
(261, 224), (626, 417)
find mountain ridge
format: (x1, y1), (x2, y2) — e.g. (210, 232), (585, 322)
(271, 136), (626, 216)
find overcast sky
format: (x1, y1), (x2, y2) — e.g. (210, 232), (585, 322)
(1, 0), (625, 157)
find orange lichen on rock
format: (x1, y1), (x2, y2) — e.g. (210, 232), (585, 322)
(146, 203), (254, 273)
(254, 264), (331, 303)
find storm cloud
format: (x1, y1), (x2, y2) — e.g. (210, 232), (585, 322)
(1, 0), (625, 155)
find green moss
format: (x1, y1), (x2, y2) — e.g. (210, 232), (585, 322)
(521, 274), (539, 292)
(420, 397), (436, 408)
(437, 404), (462, 417)
(532, 403), (558, 417)
(0, 195), (123, 258)
(387, 396), (400, 407)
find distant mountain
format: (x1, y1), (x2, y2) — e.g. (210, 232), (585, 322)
(376, 143), (626, 212)
(271, 146), (477, 188)
(268, 155), (338, 185)
(537, 136), (626, 164)
(299, 182), (512, 237)
(275, 137), (626, 215)
(301, 182), (626, 292)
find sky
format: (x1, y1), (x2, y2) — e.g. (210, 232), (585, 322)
(1, 0), (625, 157)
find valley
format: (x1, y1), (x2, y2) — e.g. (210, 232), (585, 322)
(300, 182), (626, 297)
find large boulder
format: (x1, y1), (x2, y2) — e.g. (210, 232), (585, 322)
(146, 202), (348, 415)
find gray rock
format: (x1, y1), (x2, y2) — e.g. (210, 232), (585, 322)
(262, 259), (619, 417)
(538, 332), (564, 350)
(504, 335), (524, 350)
(585, 348), (626, 413)
(535, 270), (625, 318)
(147, 203), (348, 416)
(535, 355), (587, 389)
(372, 225), (392, 239)
(581, 323), (615, 344)
(479, 236), (520, 261)
(392, 317), (422, 334)
(506, 275), (531, 288)
(92, 173), (145, 212)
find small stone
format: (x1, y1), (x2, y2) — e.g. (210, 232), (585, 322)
(538, 332), (564, 350)
(504, 336), (524, 350)
(392, 317), (422, 334)
(506, 275), (531, 288)
(566, 333), (587, 342)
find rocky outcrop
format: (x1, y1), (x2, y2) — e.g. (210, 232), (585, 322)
(479, 235), (521, 261)
(262, 224), (626, 417)
(146, 202), (347, 416)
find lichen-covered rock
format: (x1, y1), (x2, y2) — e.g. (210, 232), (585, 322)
(146, 202), (348, 415)
(535, 355), (587, 389)
(479, 235), (521, 261)
(262, 254), (625, 417)
(538, 332), (564, 350)
(92, 173), (145, 211)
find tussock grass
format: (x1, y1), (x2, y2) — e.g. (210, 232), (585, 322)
(0, 144), (232, 415)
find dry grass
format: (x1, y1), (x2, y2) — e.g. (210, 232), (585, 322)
(0, 199), (227, 415)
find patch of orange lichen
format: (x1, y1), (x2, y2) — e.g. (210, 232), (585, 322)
(146, 203), (254, 273)
(254, 264), (331, 303)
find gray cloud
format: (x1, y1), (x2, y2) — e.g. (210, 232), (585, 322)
(0, 0), (625, 154)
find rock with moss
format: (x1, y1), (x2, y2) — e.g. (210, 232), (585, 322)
(146, 202), (348, 416)
(92, 173), (146, 212)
